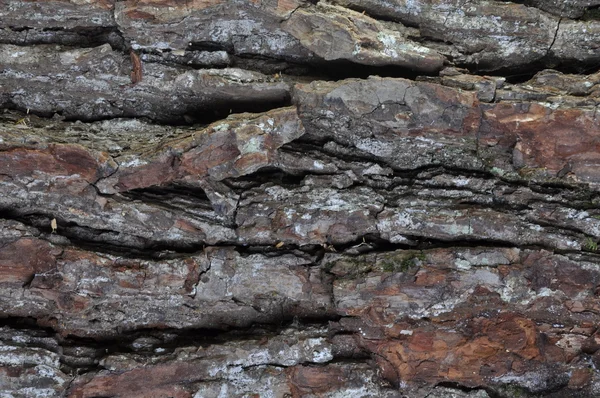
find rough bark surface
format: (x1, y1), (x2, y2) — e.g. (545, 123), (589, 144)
(2, 1), (600, 397)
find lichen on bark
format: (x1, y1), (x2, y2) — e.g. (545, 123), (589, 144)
(2, 0), (600, 397)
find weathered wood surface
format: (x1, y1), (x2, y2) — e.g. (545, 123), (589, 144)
(2, 1), (600, 397)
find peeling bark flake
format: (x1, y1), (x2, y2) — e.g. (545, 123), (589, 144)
(130, 50), (142, 84)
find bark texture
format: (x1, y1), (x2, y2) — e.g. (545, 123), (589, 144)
(2, 0), (600, 397)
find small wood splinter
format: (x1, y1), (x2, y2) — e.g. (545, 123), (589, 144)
(15, 108), (30, 127)
(130, 50), (143, 84)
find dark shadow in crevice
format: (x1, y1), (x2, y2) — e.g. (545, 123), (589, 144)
(462, 57), (600, 84)
(61, 315), (341, 354)
(187, 41), (233, 53)
(310, 59), (439, 81)
(0, 101), (60, 122)
(1, 26), (125, 50)
(329, 233), (560, 257)
(0, 313), (350, 377)
(0, 205), (324, 261)
(582, 5), (600, 21)
(436, 382), (488, 393)
(1, 81), (292, 127)
(233, 244), (318, 262)
(184, 97), (293, 126)
(0, 316), (56, 336)
(0, 207), (209, 260)
(60, 223), (236, 260)
(222, 166), (306, 191)
(231, 55), (315, 76)
(325, 3), (417, 28)
(233, 53), (439, 81)
(121, 184), (212, 208)
(3, 96), (294, 127)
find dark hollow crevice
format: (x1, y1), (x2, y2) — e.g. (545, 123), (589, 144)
(329, 3), (417, 28)
(308, 59), (440, 81)
(5, 96), (294, 127)
(411, 236), (554, 253)
(436, 381), (487, 393)
(0, 208), (209, 260)
(193, 51), (440, 80)
(186, 40), (233, 53)
(0, 101), (58, 122)
(231, 243), (333, 265)
(59, 317), (340, 352)
(582, 5), (600, 21)
(121, 184), (212, 208)
(164, 96), (294, 127)
(462, 56), (600, 84)
(61, 327), (225, 359)
(0, 209), (58, 235)
(56, 228), (214, 261)
(0, 316), (57, 337)
(0, 315), (345, 375)
(0, 320), (67, 368)
(2, 85), (292, 127)
(231, 54), (442, 81)
(337, 233), (554, 256)
(0, 26), (125, 50)
(223, 167), (307, 191)
(488, 68), (540, 85)
(231, 54), (315, 76)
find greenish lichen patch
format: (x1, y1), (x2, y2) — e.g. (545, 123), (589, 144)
(378, 250), (426, 273)
(583, 237), (598, 252)
(323, 250), (427, 279)
(325, 256), (374, 279)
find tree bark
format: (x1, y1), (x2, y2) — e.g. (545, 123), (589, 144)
(2, 0), (600, 397)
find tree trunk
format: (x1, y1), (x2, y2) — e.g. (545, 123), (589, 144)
(2, 0), (600, 396)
